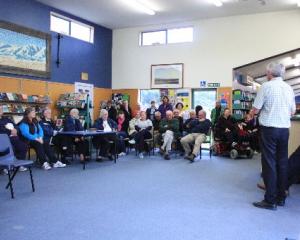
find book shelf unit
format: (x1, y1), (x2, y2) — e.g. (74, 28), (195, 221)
(232, 89), (255, 120)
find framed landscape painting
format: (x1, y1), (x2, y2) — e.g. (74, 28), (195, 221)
(0, 21), (51, 78)
(151, 63), (183, 88)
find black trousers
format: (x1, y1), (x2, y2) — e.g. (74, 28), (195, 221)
(62, 137), (89, 157)
(10, 136), (28, 160)
(260, 126), (289, 204)
(43, 140), (57, 163)
(29, 140), (47, 164)
(93, 135), (115, 157)
(288, 145), (300, 188)
(134, 130), (152, 152)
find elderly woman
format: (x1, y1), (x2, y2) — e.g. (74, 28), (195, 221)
(133, 111), (153, 158)
(93, 109), (117, 161)
(158, 96), (173, 119)
(63, 108), (89, 163)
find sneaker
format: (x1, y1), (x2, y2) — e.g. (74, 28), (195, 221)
(42, 162), (52, 170)
(118, 152), (126, 157)
(19, 166), (28, 172)
(138, 153), (144, 159)
(128, 139), (136, 144)
(53, 161), (66, 168)
(164, 154), (170, 160)
(187, 154), (196, 163)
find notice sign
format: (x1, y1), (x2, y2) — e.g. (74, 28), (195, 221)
(207, 83), (220, 88)
(200, 80), (206, 87)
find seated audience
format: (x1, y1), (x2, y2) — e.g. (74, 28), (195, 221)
(120, 100), (132, 121)
(116, 111), (129, 156)
(0, 105), (28, 171)
(134, 111), (153, 158)
(183, 110), (196, 134)
(63, 108), (89, 163)
(146, 100), (157, 121)
(39, 108), (66, 168)
(159, 110), (180, 160)
(215, 108), (236, 145)
(158, 96), (173, 119)
(180, 110), (212, 162)
(152, 111), (162, 147)
(93, 109), (117, 161)
(19, 107), (52, 170)
(128, 111), (140, 142)
(105, 100), (117, 122)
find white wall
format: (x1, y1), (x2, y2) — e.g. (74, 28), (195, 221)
(112, 10), (300, 89)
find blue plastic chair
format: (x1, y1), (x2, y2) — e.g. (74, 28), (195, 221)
(0, 134), (35, 199)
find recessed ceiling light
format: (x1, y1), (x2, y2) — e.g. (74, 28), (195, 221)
(211, 0), (223, 7)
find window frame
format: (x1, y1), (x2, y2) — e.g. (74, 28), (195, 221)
(50, 12), (94, 44)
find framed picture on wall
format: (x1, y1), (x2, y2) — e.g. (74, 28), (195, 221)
(0, 21), (51, 78)
(151, 63), (183, 89)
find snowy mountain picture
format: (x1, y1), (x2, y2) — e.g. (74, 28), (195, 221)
(0, 27), (47, 71)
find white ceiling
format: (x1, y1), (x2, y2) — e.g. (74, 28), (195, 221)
(36, 0), (298, 29)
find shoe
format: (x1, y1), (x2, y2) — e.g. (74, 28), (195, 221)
(138, 153), (144, 159)
(107, 154), (114, 161)
(187, 154), (195, 162)
(128, 139), (136, 144)
(164, 154), (170, 160)
(118, 152), (126, 157)
(53, 161), (66, 168)
(232, 142), (237, 147)
(277, 199), (285, 207)
(159, 147), (165, 155)
(184, 155), (190, 160)
(19, 166), (28, 172)
(62, 159), (71, 165)
(42, 162), (52, 170)
(253, 200), (277, 210)
(96, 156), (103, 162)
(1, 169), (8, 175)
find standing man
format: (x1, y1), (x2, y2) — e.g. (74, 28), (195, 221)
(252, 62), (296, 210)
(210, 100), (222, 128)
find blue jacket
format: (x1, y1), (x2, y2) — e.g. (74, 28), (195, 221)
(39, 118), (56, 141)
(19, 122), (44, 141)
(64, 116), (83, 131)
(93, 118), (117, 130)
(158, 103), (173, 118)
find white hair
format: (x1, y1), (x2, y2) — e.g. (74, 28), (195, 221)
(199, 110), (206, 117)
(266, 62), (285, 78)
(100, 109), (108, 118)
(70, 108), (79, 116)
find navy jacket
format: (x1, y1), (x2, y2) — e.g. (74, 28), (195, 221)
(64, 116), (83, 131)
(0, 117), (16, 136)
(40, 118), (57, 141)
(158, 103), (173, 118)
(146, 107), (157, 121)
(189, 119), (212, 135)
(93, 118), (117, 130)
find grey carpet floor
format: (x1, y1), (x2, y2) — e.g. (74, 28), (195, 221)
(0, 152), (300, 240)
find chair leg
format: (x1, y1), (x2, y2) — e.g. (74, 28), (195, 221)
(29, 167), (35, 192)
(200, 146), (202, 159)
(7, 170), (14, 199)
(5, 168), (18, 189)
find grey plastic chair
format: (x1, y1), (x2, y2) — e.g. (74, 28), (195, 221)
(0, 134), (35, 199)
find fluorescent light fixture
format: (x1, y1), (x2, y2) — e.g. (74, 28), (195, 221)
(297, 0), (300, 7)
(124, 0), (156, 15)
(211, 0), (223, 7)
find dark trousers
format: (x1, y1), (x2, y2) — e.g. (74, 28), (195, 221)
(30, 140), (47, 164)
(93, 135), (115, 157)
(288, 145), (300, 188)
(43, 140), (56, 163)
(10, 136), (28, 160)
(117, 131), (127, 153)
(260, 126), (289, 204)
(134, 130), (152, 152)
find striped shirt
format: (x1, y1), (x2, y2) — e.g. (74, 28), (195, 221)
(253, 77), (296, 128)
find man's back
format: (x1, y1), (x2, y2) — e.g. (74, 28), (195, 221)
(253, 77), (295, 128)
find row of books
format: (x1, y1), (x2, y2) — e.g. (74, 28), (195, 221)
(233, 100), (252, 110)
(233, 90), (255, 101)
(0, 92), (51, 103)
(57, 93), (87, 109)
(1, 104), (45, 114)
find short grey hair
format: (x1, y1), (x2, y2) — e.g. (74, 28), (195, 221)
(100, 109), (108, 118)
(266, 62), (285, 78)
(198, 110), (206, 117)
(70, 108), (79, 116)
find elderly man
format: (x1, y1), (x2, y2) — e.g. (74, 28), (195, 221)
(183, 110), (197, 134)
(173, 109), (184, 135)
(159, 110), (179, 160)
(180, 110), (211, 162)
(252, 62), (296, 210)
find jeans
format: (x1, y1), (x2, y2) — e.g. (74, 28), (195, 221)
(260, 126), (289, 204)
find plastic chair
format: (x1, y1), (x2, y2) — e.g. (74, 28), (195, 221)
(199, 128), (213, 159)
(0, 134), (35, 199)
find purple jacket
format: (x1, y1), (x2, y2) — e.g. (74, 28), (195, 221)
(158, 103), (173, 118)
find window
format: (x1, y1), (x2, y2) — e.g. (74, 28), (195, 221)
(50, 12), (94, 43)
(167, 27), (193, 44)
(192, 89), (217, 121)
(140, 27), (193, 46)
(139, 89), (161, 109)
(140, 31), (166, 46)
